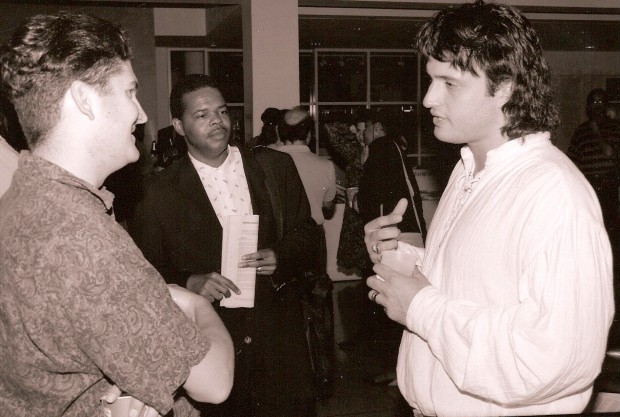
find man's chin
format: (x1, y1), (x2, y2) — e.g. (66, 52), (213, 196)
(128, 143), (140, 160)
(119, 148), (140, 168)
(433, 129), (461, 145)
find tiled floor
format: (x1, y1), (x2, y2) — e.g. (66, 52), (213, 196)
(317, 340), (412, 417)
(316, 320), (620, 417)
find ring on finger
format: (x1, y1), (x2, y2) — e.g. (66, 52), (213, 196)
(370, 290), (379, 302)
(372, 242), (380, 254)
(257, 266), (262, 272)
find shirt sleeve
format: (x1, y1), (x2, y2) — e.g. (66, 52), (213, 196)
(397, 241), (425, 262)
(324, 161), (337, 202)
(59, 222), (210, 415)
(407, 211), (614, 406)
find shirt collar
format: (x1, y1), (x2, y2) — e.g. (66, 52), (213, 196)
(189, 145), (237, 172)
(281, 143), (311, 153)
(460, 132), (550, 172)
(19, 151), (114, 211)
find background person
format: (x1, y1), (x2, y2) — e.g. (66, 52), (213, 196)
(567, 88), (620, 243)
(357, 108), (426, 247)
(130, 74), (321, 417)
(278, 107), (337, 398)
(364, 1), (614, 416)
(278, 107), (337, 225)
(248, 107), (281, 148)
(0, 12), (234, 417)
(324, 120), (368, 275)
(357, 108), (426, 386)
(152, 124), (187, 170)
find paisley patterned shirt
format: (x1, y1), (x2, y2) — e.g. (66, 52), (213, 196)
(0, 153), (209, 417)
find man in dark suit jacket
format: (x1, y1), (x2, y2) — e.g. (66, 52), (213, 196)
(130, 74), (320, 417)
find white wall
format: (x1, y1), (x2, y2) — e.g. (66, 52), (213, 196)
(153, 8), (206, 36)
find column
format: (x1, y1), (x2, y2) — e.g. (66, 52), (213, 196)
(241, 0), (300, 141)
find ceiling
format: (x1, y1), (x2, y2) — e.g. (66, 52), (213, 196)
(10, 0), (620, 51)
(193, 6), (620, 51)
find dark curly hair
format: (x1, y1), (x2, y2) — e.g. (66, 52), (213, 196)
(169, 73), (221, 120)
(416, 0), (559, 139)
(0, 12), (132, 148)
(278, 109), (313, 144)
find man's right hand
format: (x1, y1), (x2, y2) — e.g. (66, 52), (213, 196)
(364, 198), (408, 264)
(186, 273), (241, 303)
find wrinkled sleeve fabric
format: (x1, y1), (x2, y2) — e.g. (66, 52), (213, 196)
(58, 221), (210, 415)
(407, 209), (613, 406)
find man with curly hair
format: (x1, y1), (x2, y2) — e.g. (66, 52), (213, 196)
(363, 1), (614, 416)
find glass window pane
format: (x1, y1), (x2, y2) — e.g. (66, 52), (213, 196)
(370, 53), (417, 102)
(300, 52), (314, 103)
(318, 105), (367, 125)
(209, 52), (244, 103)
(317, 52), (366, 102)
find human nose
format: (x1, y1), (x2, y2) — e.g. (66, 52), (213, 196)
(209, 112), (223, 126)
(135, 99), (148, 124)
(422, 81), (439, 109)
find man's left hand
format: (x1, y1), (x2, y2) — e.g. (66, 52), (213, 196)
(366, 262), (431, 326)
(239, 249), (277, 275)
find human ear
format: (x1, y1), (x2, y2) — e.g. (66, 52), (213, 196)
(69, 80), (95, 120)
(496, 81), (514, 106)
(172, 118), (186, 137)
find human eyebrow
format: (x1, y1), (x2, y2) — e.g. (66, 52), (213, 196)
(192, 108), (208, 116)
(433, 74), (459, 82)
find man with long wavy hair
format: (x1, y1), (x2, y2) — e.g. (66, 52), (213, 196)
(363, 1), (614, 416)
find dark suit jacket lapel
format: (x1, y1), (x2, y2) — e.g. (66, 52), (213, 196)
(238, 148), (276, 247)
(176, 154), (222, 233)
